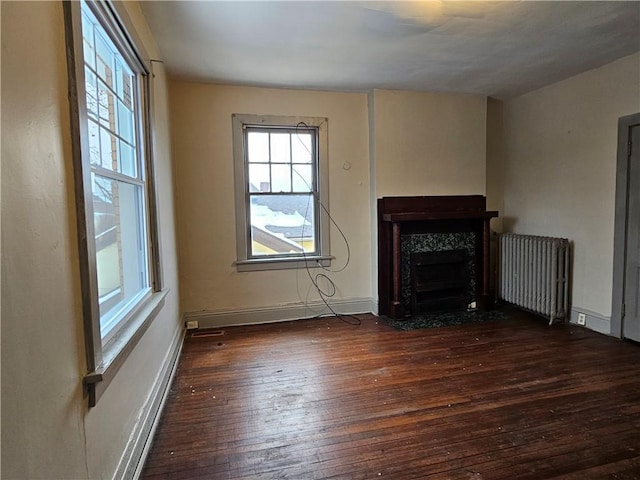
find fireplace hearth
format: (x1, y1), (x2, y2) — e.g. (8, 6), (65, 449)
(377, 195), (498, 320)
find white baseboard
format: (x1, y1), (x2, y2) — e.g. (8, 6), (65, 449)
(183, 297), (377, 329)
(113, 324), (184, 480)
(569, 307), (611, 336)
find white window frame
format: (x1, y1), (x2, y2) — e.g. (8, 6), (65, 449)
(64, 0), (165, 407)
(232, 114), (331, 271)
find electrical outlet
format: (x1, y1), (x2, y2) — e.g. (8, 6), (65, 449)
(185, 320), (199, 330)
(577, 313), (586, 326)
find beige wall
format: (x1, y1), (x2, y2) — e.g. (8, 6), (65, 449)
(371, 89), (487, 198)
(486, 97), (505, 233)
(170, 82), (372, 314)
(1, 2), (180, 478)
(170, 84), (491, 315)
(367, 89), (488, 300)
(502, 53), (640, 320)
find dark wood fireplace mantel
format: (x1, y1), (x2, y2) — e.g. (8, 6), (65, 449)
(378, 195), (498, 319)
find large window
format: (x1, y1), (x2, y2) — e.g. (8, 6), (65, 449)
(232, 115), (330, 271)
(83, 2), (150, 339)
(65, 0), (163, 407)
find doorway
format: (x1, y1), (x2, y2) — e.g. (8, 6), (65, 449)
(612, 112), (640, 340)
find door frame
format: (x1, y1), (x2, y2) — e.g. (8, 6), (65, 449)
(611, 112), (640, 339)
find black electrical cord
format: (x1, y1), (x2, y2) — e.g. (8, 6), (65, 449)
(294, 121), (361, 326)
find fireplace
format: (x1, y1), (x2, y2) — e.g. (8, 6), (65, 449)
(377, 195), (498, 319)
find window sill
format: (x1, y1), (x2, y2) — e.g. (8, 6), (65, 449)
(83, 289), (168, 407)
(235, 255), (333, 272)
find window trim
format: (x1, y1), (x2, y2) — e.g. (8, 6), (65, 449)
(232, 114), (331, 271)
(64, 0), (163, 407)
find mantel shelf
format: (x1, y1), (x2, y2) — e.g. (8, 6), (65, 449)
(382, 211), (499, 222)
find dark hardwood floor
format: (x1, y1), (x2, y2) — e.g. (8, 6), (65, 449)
(142, 307), (640, 479)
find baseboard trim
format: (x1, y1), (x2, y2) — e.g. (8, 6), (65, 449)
(569, 307), (611, 336)
(113, 324), (184, 480)
(183, 297), (377, 329)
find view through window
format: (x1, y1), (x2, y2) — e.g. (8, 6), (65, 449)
(246, 127), (318, 257)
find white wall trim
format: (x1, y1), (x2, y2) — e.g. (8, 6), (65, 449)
(184, 297), (377, 329)
(370, 299), (379, 316)
(569, 307), (611, 336)
(113, 324), (184, 480)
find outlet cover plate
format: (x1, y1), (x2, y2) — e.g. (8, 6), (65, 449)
(185, 320), (199, 330)
(577, 313), (586, 325)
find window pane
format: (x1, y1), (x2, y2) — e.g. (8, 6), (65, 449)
(119, 140), (137, 178)
(292, 133), (312, 163)
(292, 164), (313, 192)
(117, 100), (134, 144)
(249, 163), (270, 192)
(95, 31), (115, 88)
(85, 68), (98, 120)
(270, 133), (291, 163)
(88, 119), (101, 167)
(249, 194), (315, 256)
(122, 70), (134, 110)
(115, 59), (134, 109)
(81, 12), (95, 70)
(247, 131), (269, 163)
(97, 79), (115, 129)
(271, 164), (291, 192)
(92, 175), (148, 336)
(99, 126), (118, 171)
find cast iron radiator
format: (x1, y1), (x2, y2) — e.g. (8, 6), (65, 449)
(498, 233), (570, 324)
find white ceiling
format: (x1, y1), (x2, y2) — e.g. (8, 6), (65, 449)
(140, 1), (640, 99)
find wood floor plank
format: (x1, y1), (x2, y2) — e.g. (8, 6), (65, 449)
(142, 307), (640, 479)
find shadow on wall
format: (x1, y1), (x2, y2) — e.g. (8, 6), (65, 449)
(502, 217), (518, 232)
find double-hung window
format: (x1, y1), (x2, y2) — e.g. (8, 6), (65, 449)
(65, 0), (163, 406)
(232, 115), (331, 271)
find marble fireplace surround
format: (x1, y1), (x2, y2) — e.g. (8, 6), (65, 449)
(377, 195), (498, 320)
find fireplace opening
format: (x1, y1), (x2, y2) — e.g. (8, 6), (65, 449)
(410, 249), (471, 315)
